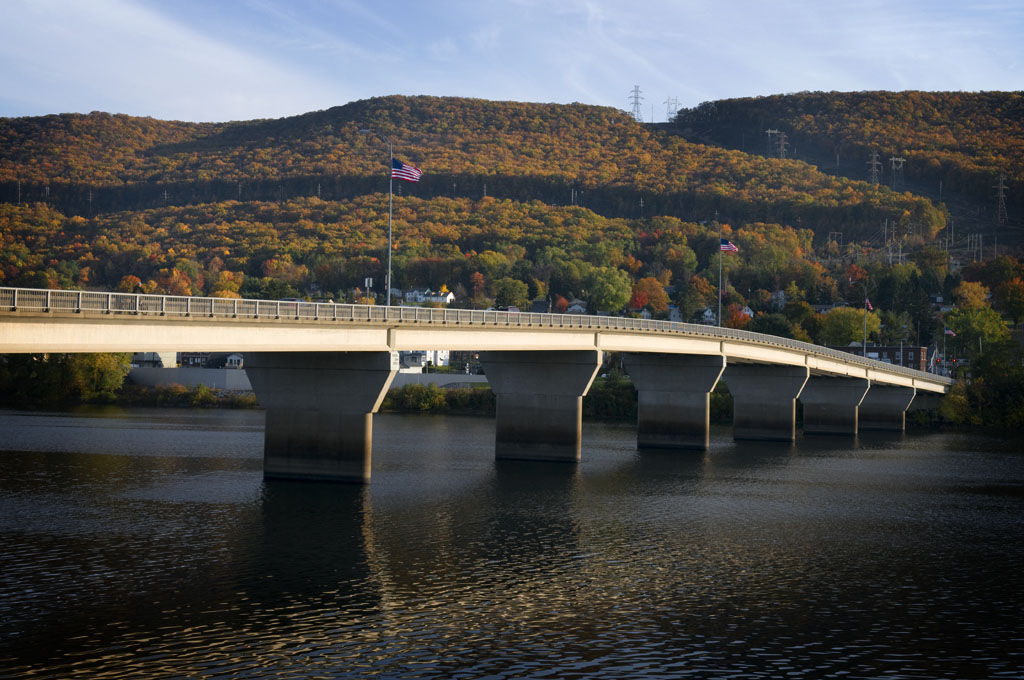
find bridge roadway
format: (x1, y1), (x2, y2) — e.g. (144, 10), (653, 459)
(1, 287), (952, 483)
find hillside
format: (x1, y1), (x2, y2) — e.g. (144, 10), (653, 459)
(673, 90), (1023, 235)
(0, 96), (943, 241)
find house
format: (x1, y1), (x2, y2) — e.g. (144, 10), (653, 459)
(771, 289), (786, 310)
(566, 299), (587, 314)
(131, 352), (177, 368)
(404, 288), (455, 305)
(694, 307), (716, 325)
(741, 305), (755, 319)
(668, 305), (683, 322)
(398, 349), (451, 372)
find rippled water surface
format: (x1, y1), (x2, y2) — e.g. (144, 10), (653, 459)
(1, 407), (1022, 679)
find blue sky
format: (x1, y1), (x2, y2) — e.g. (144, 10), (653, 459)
(2, 0), (1022, 122)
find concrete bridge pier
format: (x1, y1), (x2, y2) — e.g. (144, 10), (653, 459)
(859, 385), (916, 431)
(245, 351), (398, 483)
(479, 350), (602, 462)
(800, 376), (870, 435)
(623, 353), (726, 449)
(724, 364), (810, 441)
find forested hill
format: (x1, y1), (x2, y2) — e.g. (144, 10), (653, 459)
(0, 95), (943, 240)
(673, 90), (1024, 225)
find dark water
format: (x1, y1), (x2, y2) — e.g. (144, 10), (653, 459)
(0, 408), (1021, 679)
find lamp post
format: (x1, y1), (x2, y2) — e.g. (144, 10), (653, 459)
(359, 129), (394, 306)
(849, 277), (871, 355)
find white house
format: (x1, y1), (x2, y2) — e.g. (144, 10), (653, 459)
(398, 349), (451, 372)
(566, 299), (587, 314)
(404, 288), (455, 305)
(694, 307), (716, 325)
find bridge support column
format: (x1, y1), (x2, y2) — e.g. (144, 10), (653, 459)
(245, 351), (398, 483)
(858, 385), (916, 431)
(480, 350), (602, 462)
(799, 376), (870, 435)
(623, 353), (726, 449)
(724, 364), (809, 441)
(908, 391), (942, 412)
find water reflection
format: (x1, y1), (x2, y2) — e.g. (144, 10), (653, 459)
(0, 409), (1022, 679)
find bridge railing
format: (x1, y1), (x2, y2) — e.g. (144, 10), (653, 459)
(0, 286), (952, 384)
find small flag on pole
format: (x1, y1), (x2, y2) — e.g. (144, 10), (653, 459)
(944, 328), (956, 336)
(865, 297), (873, 311)
(720, 238), (738, 252)
(391, 158), (422, 182)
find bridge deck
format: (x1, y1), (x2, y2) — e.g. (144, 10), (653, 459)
(0, 287), (952, 393)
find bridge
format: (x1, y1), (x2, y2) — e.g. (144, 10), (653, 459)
(1, 287), (952, 483)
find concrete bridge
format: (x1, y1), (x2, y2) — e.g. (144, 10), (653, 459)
(1, 287), (952, 483)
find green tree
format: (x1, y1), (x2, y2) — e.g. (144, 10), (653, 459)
(491, 277), (530, 309)
(819, 306), (881, 346)
(747, 313), (797, 339)
(0, 353), (130, 406)
(994, 278), (1024, 325)
(583, 266), (632, 312)
(942, 308), (1009, 360)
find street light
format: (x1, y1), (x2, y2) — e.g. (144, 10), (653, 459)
(359, 129), (394, 306)
(849, 277), (872, 353)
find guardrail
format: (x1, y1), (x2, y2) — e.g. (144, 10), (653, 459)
(0, 286), (953, 385)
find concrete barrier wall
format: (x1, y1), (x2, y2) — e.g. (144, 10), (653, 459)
(129, 367), (253, 391)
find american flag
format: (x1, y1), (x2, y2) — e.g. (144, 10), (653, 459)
(865, 297), (873, 311)
(391, 158), (422, 182)
(720, 238), (738, 252)
(944, 328), (956, 336)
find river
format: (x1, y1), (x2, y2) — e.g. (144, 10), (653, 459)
(0, 408), (1021, 679)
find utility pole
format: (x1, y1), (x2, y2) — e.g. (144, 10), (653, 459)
(629, 85), (644, 122)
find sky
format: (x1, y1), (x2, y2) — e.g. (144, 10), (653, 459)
(2, 0), (1023, 123)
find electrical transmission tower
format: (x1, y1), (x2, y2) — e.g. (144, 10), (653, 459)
(995, 173), (1009, 226)
(867, 150), (881, 184)
(629, 85), (644, 122)
(765, 129), (779, 157)
(664, 96), (679, 122)
(889, 156), (905, 189)
(777, 132), (788, 159)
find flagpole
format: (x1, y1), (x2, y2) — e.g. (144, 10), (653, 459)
(387, 139), (393, 307)
(863, 297), (867, 351)
(359, 128), (395, 307)
(717, 222), (723, 327)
